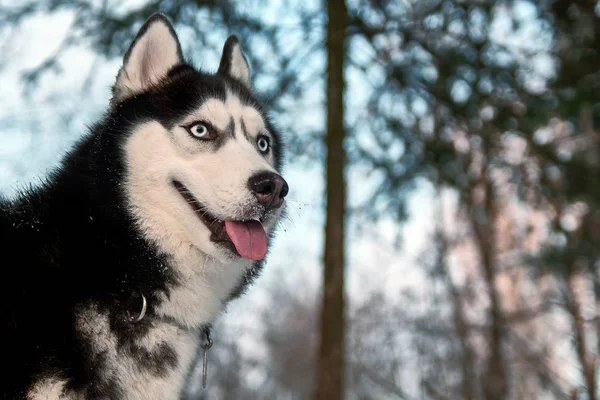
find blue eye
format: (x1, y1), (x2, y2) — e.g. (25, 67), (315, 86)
(188, 123), (210, 139)
(257, 136), (270, 153)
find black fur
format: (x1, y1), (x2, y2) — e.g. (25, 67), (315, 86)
(1, 15), (283, 399)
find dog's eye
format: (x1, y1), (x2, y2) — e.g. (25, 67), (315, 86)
(187, 122), (211, 140)
(257, 136), (270, 153)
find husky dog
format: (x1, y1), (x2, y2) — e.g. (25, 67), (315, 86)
(1, 14), (288, 399)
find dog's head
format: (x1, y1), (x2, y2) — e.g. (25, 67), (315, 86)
(112, 14), (288, 263)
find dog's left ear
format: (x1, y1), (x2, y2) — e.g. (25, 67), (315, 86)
(112, 14), (183, 103)
(218, 35), (251, 88)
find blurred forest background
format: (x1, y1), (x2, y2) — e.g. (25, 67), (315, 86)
(0, 0), (599, 399)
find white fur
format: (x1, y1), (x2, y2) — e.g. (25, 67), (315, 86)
(27, 379), (67, 400)
(113, 19), (181, 102)
(154, 246), (249, 328)
(124, 91), (282, 328)
(76, 305), (197, 400)
(26, 308), (199, 400)
(118, 90), (283, 397)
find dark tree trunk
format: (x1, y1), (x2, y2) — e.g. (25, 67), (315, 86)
(314, 0), (347, 399)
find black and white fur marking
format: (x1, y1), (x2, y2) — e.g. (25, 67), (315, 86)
(1, 14), (287, 399)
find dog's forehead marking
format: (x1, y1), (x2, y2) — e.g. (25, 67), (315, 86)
(197, 99), (230, 131)
(190, 92), (265, 136)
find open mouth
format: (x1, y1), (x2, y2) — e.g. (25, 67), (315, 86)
(172, 180), (268, 260)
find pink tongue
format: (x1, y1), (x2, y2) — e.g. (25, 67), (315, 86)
(224, 220), (268, 260)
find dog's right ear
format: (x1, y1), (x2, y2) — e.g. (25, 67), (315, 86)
(112, 14), (183, 104)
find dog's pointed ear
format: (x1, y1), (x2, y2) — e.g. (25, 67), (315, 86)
(112, 14), (183, 103)
(218, 35), (251, 88)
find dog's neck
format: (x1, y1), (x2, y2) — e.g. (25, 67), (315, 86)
(152, 244), (252, 329)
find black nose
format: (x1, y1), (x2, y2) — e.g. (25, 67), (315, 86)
(248, 171), (289, 209)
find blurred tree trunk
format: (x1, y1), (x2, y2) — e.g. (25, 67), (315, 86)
(566, 266), (597, 400)
(467, 132), (508, 400)
(314, 0), (347, 399)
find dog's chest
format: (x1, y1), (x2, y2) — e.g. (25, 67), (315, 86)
(116, 325), (200, 400)
(28, 254), (250, 400)
(78, 308), (199, 400)
(27, 316), (200, 400)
